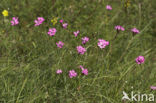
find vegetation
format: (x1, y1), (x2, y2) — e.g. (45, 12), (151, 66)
(0, 0), (155, 102)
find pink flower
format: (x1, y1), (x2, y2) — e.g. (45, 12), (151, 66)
(79, 65), (84, 70)
(115, 25), (125, 31)
(60, 19), (63, 23)
(56, 41), (64, 48)
(79, 65), (88, 75)
(150, 86), (156, 90)
(47, 28), (57, 36)
(82, 69), (88, 75)
(131, 28), (140, 34)
(73, 30), (80, 37)
(135, 56), (145, 64)
(38, 17), (45, 22)
(106, 5), (112, 10)
(56, 69), (62, 74)
(82, 37), (89, 44)
(34, 17), (45, 26)
(69, 70), (77, 78)
(77, 46), (86, 55)
(62, 23), (68, 29)
(98, 39), (109, 49)
(11, 17), (19, 26)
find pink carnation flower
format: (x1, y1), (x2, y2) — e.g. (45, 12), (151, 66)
(34, 17), (45, 26)
(11, 17), (19, 26)
(62, 23), (68, 29)
(79, 65), (88, 75)
(59, 19), (63, 23)
(135, 56), (145, 64)
(115, 25), (125, 31)
(56, 41), (64, 48)
(150, 86), (156, 90)
(69, 70), (77, 78)
(38, 17), (44, 21)
(56, 69), (62, 74)
(98, 39), (109, 49)
(131, 28), (140, 34)
(73, 30), (80, 37)
(47, 28), (57, 36)
(77, 46), (86, 55)
(106, 5), (112, 10)
(79, 65), (84, 70)
(82, 37), (89, 44)
(82, 69), (88, 75)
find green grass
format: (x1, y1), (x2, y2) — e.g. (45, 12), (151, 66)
(0, 0), (155, 103)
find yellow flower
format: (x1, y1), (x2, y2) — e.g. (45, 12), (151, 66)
(125, 0), (131, 8)
(2, 10), (9, 17)
(51, 17), (58, 25)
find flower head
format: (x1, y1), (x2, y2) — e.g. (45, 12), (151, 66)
(98, 39), (109, 49)
(11, 17), (19, 26)
(106, 5), (112, 10)
(51, 17), (58, 25)
(47, 28), (57, 36)
(62, 23), (68, 29)
(82, 37), (89, 44)
(125, 0), (131, 8)
(77, 46), (86, 55)
(79, 65), (84, 70)
(82, 69), (88, 75)
(131, 28), (140, 34)
(150, 86), (156, 90)
(73, 30), (80, 37)
(69, 70), (77, 78)
(59, 19), (63, 23)
(79, 65), (88, 75)
(34, 17), (45, 26)
(2, 10), (8, 17)
(135, 56), (145, 64)
(56, 41), (64, 48)
(56, 69), (62, 74)
(115, 25), (125, 31)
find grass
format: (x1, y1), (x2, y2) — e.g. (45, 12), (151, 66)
(0, 0), (155, 103)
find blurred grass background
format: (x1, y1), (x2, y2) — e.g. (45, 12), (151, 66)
(0, 0), (155, 103)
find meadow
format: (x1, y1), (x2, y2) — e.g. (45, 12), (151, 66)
(0, 0), (155, 103)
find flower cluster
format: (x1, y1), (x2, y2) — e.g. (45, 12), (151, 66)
(56, 65), (89, 78)
(56, 41), (64, 48)
(47, 28), (57, 36)
(34, 17), (45, 26)
(98, 39), (109, 49)
(11, 17), (19, 26)
(4, 7), (146, 81)
(77, 46), (86, 54)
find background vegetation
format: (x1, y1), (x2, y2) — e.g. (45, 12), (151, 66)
(0, 0), (155, 103)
